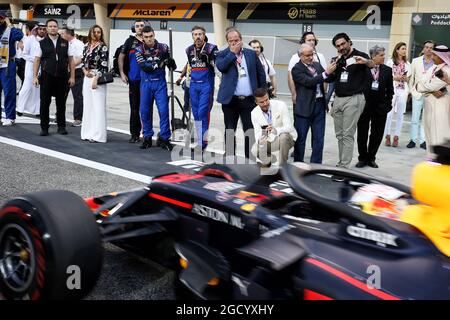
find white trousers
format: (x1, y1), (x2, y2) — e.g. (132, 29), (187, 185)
(81, 76), (107, 143)
(384, 88), (407, 137)
(17, 60), (40, 115)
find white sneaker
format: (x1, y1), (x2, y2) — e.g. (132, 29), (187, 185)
(2, 119), (15, 126)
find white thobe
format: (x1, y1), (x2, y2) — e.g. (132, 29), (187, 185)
(17, 35), (42, 115)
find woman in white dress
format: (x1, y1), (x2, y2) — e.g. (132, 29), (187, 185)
(416, 45), (450, 153)
(384, 42), (411, 147)
(81, 25), (108, 143)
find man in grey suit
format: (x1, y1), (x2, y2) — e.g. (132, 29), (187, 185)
(292, 44), (336, 163)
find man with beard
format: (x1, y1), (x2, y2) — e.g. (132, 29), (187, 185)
(0, 14), (23, 126)
(118, 20), (145, 143)
(184, 26), (218, 150)
(327, 33), (374, 169)
(33, 19), (75, 136)
(135, 26), (176, 151)
(17, 23), (45, 117)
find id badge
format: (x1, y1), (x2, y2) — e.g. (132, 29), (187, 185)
(238, 66), (247, 78)
(371, 81), (379, 91)
(340, 71), (349, 83)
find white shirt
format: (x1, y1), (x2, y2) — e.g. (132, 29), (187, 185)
(68, 38), (84, 69)
(288, 51), (327, 72)
(258, 55), (276, 82)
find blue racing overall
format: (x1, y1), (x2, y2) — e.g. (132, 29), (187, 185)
(186, 42), (218, 148)
(0, 25), (23, 123)
(135, 40), (176, 142)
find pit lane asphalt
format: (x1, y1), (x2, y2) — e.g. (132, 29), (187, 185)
(0, 142), (176, 300)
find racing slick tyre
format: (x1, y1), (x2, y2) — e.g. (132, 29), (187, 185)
(0, 190), (103, 300)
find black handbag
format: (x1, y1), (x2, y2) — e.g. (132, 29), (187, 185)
(97, 72), (114, 85)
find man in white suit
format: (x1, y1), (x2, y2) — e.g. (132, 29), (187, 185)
(407, 40), (435, 149)
(251, 87), (294, 166)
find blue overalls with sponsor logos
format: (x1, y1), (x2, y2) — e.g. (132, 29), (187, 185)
(186, 43), (218, 148)
(135, 40), (171, 141)
(0, 26), (23, 122)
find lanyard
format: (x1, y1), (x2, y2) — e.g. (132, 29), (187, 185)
(372, 66), (380, 81)
(236, 50), (243, 66)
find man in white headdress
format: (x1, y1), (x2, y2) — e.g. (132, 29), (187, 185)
(16, 23), (46, 116)
(416, 45), (450, 153)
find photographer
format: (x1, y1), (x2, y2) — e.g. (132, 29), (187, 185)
(327, 33), (374, 168)
(251, 87), (294, 167)
(0, 14), (23, 126)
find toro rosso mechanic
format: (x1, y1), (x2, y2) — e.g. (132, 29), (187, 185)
(135, 25), (176, 151)
(185, 26), (218, 150)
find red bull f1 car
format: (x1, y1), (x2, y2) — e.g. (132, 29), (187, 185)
(1, 142), (450, 300)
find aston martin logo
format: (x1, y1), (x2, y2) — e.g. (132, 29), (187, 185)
(288, 7), (298, 19)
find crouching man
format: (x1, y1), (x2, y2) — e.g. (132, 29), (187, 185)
(251, 87), (295, 166)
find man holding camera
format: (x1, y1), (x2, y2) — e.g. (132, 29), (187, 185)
(327, 33), (374, 168)
(251, 87), (294, 167)
(0, 14), (23, 126)
(135, 26), (176, 151)
(184, 26), (218, 150)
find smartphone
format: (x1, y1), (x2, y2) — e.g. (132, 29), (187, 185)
(261, 125), (268, 130)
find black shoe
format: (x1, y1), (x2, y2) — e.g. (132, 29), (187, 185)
(40, 129), (49, 136)
(406, 140), (416, 148)
(355, 161), (367, 168)
(128, 135), (140, 143)
(420, 142), (426, 150)
(367, 160), (379, 168)
(140, 138), (152, 149)
(16, 112), (23, 117)
(158, 139), (173, 151)
(57, 127), (68, 135)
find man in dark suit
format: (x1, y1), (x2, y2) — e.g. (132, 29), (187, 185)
(356, 45), (394, 168)
(216, 27), (266, 158)
(292, 44), (336, 163)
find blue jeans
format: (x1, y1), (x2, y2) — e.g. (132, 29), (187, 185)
(410, 96), (425, 144)
(294, 99), (326, 164)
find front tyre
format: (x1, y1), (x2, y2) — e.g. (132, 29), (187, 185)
(0, 190), (103, 300)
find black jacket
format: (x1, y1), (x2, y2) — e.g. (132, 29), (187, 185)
(292, 61), (330, 118)
(363, 64), (394, 115)
(39, 35), (70, 78)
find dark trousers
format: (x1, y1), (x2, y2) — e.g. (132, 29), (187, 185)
(357, 104), (387, 162)
(40, 72), (68, 130)
(129, 80), (141, 137)
(222, 96), (255, 159)
(16, 58), (25, 88)
(294, 99), (326, 164)
(68, 68), (84, 121)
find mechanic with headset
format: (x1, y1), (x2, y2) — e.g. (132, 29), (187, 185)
(288, 32), (327, 109)
(183, 26), (218, 150)
(249, 39), (277, 98)
(135, 25), (176, 151)
(118, 20), (146, 144)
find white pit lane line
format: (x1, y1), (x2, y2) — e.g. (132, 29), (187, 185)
(0, 136), (153, 184)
